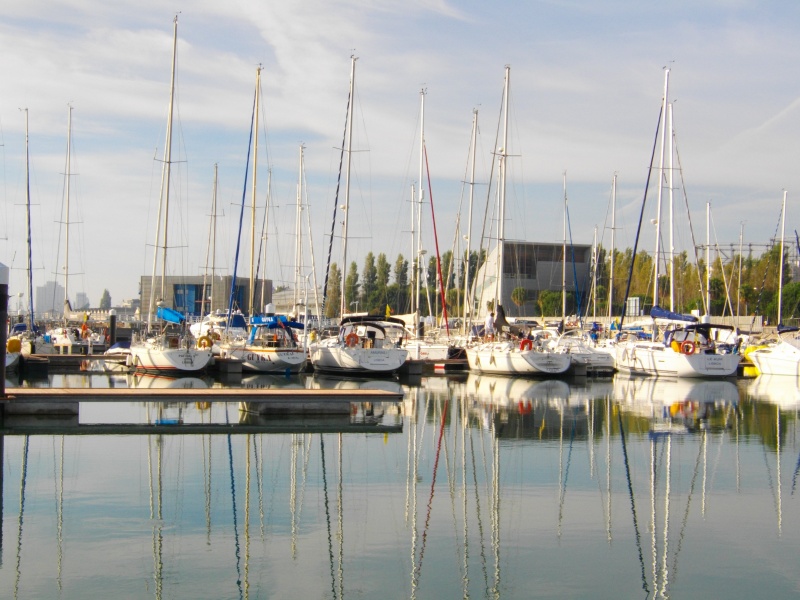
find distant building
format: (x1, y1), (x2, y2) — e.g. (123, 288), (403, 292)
(139, 274), (272, 319)
(35, 280), (65, 318)
(472, 241), (592, 317)
(75, 292), (90, 310)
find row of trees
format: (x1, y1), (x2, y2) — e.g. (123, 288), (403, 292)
(320, 244), (798, 324)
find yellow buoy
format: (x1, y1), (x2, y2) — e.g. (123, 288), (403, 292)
(7, 338), (22, 354)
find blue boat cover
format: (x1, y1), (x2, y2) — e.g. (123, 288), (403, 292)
(250, 314), (304, 330)
(157, 306), (186, 324)
(650, 306), (698, 323)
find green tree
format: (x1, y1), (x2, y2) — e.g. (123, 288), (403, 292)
(99, 289), (111, 309)
(375, 253), (391, 312)
(361, 252), (377, 312)
(511, 287), (527, 316)
(394, 254), (408, 287)
(537, 290), (561, 317)
(345, 261), (360, 312)
(324, 263), (342, 318)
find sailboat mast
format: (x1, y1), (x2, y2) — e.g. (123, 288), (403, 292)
(249, 65), (261, 315)
(778, 190), (786, 324)
(23, 108), (34, 330)
(63, 104), (73, 318)
(416, 88), (426, 327)
(736, 222), (744, 321)
(147, 15), (178, 329)
(463, 109), (478, 329)
(410, 184), (416, 317)
(259, 169), (272, 312)
(652, 68), (669, 313)
(294, 144), (304, 308)
(667, 101), (675, 312)
(200, 164), (218, 317)
(339, 56), (356, 317)
(158, 15), (178, 306)
(608, 173), (617, 319)
(562, 172), (567, 323)
(706, 201), (711, 315)
(496, 66), (509, 311)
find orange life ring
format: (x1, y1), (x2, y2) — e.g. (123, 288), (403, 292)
(680, 340), (696, 355)
(197, 335), (213, 349)
(345, 332), (359, 347)
(520, 338), (533, 351)
(81, 329), (90, 339)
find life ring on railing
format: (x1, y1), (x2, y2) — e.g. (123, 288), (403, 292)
(680, 340), (696, 355)
(345, 332), (359, 347)
(197, 335), (213, 349)
(81, 329), (90, 340)
(520, 339), (533, 351)
(7, 338), (22, 354)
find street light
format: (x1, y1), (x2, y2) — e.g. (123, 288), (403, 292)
(350, 300), (359, 313)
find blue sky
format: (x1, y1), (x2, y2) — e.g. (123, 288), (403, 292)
(1, 1), (798, 308)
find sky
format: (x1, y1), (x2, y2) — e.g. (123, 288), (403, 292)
(1, 1), (799, 311)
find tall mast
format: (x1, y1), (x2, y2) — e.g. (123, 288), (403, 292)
(294, 144), (305, 308)
(667, 101), (675, 312)
(778, 190), (787, 324)
(418, 89), (426, 327)
(463, 109), (478, 329)
(23, 108), (34, 330)
(706, 201), (711, 315)
(736, 222), (743, 321)
(496, 66), (510, 312)
(249, 65), (261, 315)
(562, 172), (567, 323)
(259, 169), (272, 312)
(63, 104), (73, 319)
(339, 56), (356, 317)
(592, 225), (597, 320)
(200, 164), (218, 317)
(652, 68), (669, 314)
(410, 184), (416, 316)
(147, 15), (178, 329)
(608, 173), (617, 319)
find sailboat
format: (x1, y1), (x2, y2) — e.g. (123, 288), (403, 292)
(127, 16), (212, 375)
(748, 193), (800, 376)
(309, 56), (409, 376)
(614, 69), (739, 378)
(465, 66), (571, 376)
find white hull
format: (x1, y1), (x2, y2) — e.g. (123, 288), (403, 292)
(129, 343), (212, 374)
(748, 341), (800, 377)
(310, 345), (408, 376)
(466, 342), (572, 375)
(404, 340), (451, 361)
(223, 344), (307, 373)
(614, 341), (739, 378)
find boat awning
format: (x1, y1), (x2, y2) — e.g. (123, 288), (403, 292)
(650, 306), (698, 323)
(157, 306), (185, 324)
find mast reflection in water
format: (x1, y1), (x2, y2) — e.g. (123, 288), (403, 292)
(0, 372), (799, 598)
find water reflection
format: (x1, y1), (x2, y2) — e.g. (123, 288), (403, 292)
(0, 373), (799, 598)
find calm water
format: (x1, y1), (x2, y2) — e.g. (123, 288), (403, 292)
(1, 371), (799, 599)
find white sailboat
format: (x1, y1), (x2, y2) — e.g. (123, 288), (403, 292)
(128, 16), (212, 375)
(465, 66), (571, 376)
(309, 56), (409, 376)
(748, 193), (800, 376)
(614, 69), (739, 378)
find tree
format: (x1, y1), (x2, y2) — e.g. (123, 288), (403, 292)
(375, 253), (391, 311)
(324, 263), (341, 318)
(537, 290), (561, 317)
(345, 261), (360, 312)
(394, 254), (408, 288)
(361, 252), (378, 311)
(99, 289), (111, 309)
(511, 287), (527, 316)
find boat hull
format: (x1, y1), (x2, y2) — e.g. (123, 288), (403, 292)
(310, 346), (408, 376)
(129, 345), (213, 375)
(748, 341), (800, 377)
(466, 343), (572, 375)
(614, 342), (739, 378)
(223, 345), (307, 373)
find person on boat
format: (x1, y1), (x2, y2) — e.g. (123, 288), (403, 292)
(485, 312), (495, 339)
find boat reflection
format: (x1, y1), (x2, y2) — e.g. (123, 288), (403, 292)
(614, 375), (738, 434)
(747, 375), (800, 408)
(126, 372), (210, 389)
